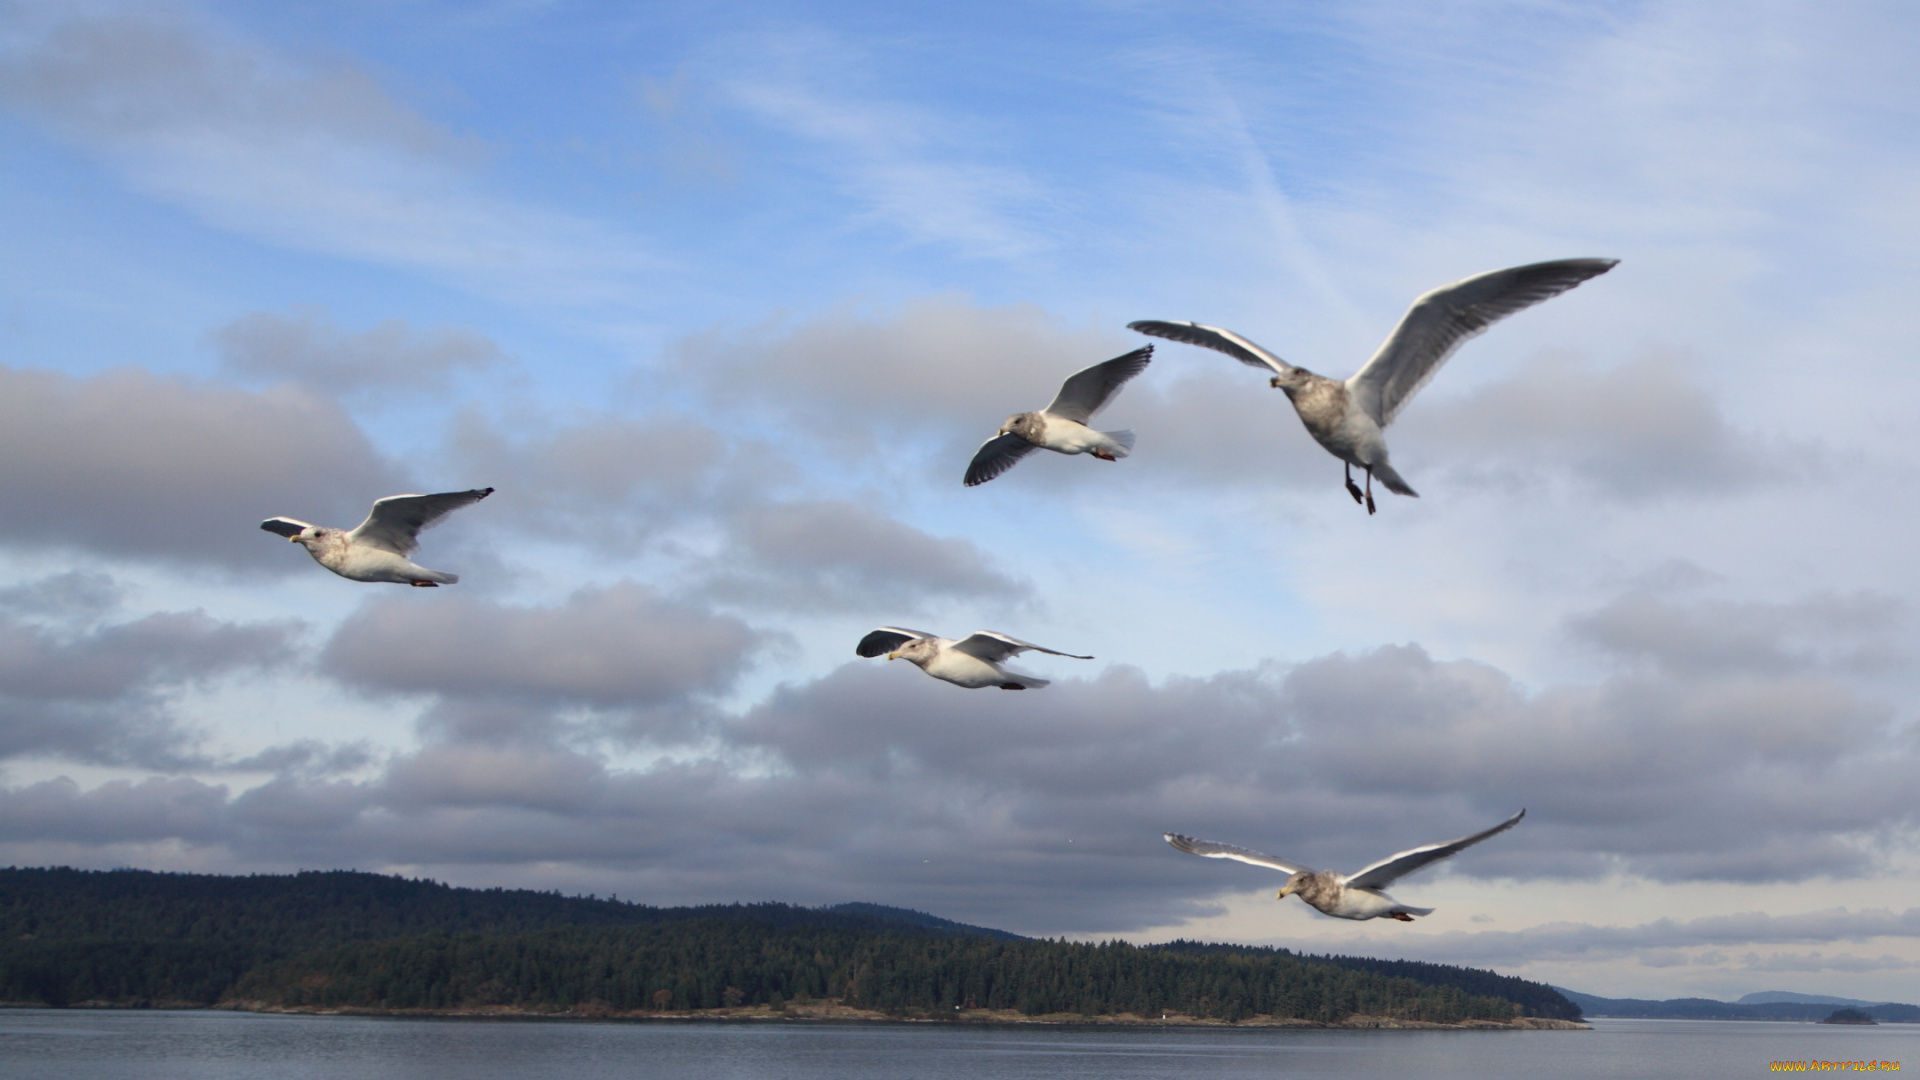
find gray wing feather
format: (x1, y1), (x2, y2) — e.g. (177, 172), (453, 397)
(1128, 321), (1294, 378)
(856, 627), (936, 657)
(1344, 809), (1525, 891)
(950, 631), (1092, 663)
(964, 434), (1039, 487)
(1043, 346), (1153, 424)
(347, 488), (494, 556)
(259, 517), (313, 539)
(1348, 258), (1617, 427)
(1164, 833), (1310, 875)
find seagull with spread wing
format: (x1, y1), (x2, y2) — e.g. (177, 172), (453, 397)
(856, 627), (1091, 689)
(260, 488), (494, 586)
(964, 346), (1153, 486)
(1164, 809), (1525, 921)
(1131, 258), (1616, 512)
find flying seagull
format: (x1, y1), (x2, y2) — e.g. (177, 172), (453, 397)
(856, 627), (1091, 689)
(964, 346), (1153, 486)
(1131, 258), (1617, 512)
(260, 488), (494, 586)
(1164, 809), (1525, 922)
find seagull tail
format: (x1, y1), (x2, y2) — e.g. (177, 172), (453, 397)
(1371, 462), (1417, 497)
(1101, 429), (1136, 457)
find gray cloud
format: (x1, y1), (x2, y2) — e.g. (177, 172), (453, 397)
(675, 294), (1132, 452)
(320, 582), (766, 713)
(446, 406), (1022, 613)
(1569, 590), (1905, 677)
(0, 577), (300, 768)
(1401, 351), (1811, 500)
(213, 307), (505, 396)
(10, 581), (1913, 934)
(445, 407), (771, 550)
(699, 499), (1026, 611)
(0, 363), (402, 569)
(0, 570), (123, 623)
(0, 775), (233, 845)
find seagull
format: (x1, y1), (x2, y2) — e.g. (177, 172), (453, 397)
(1164, 809), (1525, 922)
(1131, 258), (1617, 512)
(260, 488), (494, 586)
(856, 627), (1091, 689)
(964, 346), (1153, 486)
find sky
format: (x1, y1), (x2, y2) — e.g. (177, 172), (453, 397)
(1, 0), (1918, 1003)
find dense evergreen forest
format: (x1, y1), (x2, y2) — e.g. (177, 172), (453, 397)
(1, 866), (1579, 1023)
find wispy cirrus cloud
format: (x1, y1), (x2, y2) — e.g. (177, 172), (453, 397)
(0, 0), (652, 301)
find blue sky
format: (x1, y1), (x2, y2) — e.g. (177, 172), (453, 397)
(3, 0), (1919, 1002)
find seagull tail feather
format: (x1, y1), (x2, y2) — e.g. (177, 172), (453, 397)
(1102, 429), (1136, 456)
(1372, 462), (1417, 497)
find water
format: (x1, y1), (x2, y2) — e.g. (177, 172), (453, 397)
(0, 1010), (1912, 1079)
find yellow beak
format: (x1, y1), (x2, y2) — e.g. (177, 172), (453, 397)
(289, 535), (302, 543)
(885, 649), (904, 660)
(1277, 883), (1297, 899)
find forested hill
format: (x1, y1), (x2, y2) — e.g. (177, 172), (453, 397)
(0, 866), (1578, 1023)
(1159, 941), (1574, 1022)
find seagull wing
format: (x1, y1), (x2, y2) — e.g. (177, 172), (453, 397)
(1128, 320), (1295, 380)
(259, 517), (314, 539)
(949, 631), (1092, 663)
(964, 433), (1039, 487)
(1043, 345), (1153, 424)
(1348, 258), (1617, 427)
(1164, 833), (1310, 876)
(1344, 809), (1526, 891)
(346, 488), (494, 556)
(856, 627), (937, 658)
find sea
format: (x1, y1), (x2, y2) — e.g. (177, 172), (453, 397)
(0, 1009), (1911, 1079)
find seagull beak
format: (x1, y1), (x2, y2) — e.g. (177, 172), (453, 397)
(1268, 376), (1283, 389)
(1277, 883), (1297, 900)
(289, 535), (302, 543)
(885, 649), (903, 661)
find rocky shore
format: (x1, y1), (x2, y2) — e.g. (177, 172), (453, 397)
(220, 999), (1589, 1030)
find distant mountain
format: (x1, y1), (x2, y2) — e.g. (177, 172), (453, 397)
(821, 902), (1026, 941)
(1736, 991), (1888, 1007)
(1557, 987), (1918, 1024)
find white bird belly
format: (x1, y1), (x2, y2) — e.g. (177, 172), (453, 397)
(324, 547), (449, 585)
(1033, 417), (1120, 456)
(1327, 888), (1405, 920)
(921, 651), (1008, 688)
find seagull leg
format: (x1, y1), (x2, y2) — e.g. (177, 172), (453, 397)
(410, 581), (439, 588)
(1091, 449), (1116, 461)
(1363, 468), (1377, 515)
(1387, 912), (1413, 922)
(1344, 464), (1365, 505)
(998, 683), (1027, 690)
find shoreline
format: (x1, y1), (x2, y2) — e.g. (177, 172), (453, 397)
(200, 1000), (1588, 1030)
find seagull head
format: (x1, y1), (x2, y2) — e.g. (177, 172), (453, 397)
(885, 638), (933, 664)
(1277, 871), (1310, 901)
(1268, 367), (1311, 391)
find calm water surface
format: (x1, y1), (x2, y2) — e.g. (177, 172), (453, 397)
(2, 1010), (1913, 1079)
